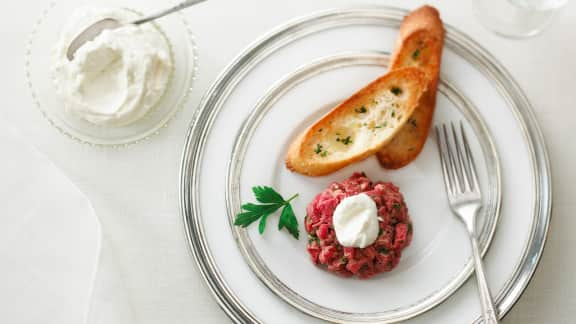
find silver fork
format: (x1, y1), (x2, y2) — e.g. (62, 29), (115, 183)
(435, 122), (499, 324)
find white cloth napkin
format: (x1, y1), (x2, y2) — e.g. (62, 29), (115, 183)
(0, 117), (101, 324)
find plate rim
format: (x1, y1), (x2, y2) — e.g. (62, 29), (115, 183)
(179, 6), (552, 324)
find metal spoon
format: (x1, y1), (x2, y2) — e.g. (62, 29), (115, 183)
(66, 0), (207, 60)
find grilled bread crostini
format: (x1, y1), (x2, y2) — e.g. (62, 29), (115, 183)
(376, 5), (445, 169)
(286, 67), (428, 176)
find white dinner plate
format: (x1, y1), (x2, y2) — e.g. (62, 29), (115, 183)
(180, 7), (551, 323)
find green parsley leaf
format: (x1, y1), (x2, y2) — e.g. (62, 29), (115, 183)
(234, 187), (300, 239)
(241, 202), (264, 211)
(252, 186), (285, 204)
(259, 213), (271, 234)
(278, 203), (299, 239)
(234, 203), (282, 227)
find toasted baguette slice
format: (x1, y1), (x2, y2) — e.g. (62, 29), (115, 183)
(376, 5), (445, 169)
(286, 67), (428, 176)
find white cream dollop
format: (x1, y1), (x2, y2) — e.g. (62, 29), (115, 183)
(52, 7), (173, 126)
(332, 193), (379, 248)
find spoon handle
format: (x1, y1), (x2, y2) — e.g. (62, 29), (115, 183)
(132, 0), (208, 25)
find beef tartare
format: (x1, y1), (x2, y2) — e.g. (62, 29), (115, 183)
(305, 172), (412, 279)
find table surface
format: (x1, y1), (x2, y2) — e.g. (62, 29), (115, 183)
(2, 0), (575, 323)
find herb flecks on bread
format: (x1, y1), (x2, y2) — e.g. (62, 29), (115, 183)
(286, 67), (428, 176)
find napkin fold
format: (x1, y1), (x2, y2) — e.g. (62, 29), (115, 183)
(0, 117), (101, 324)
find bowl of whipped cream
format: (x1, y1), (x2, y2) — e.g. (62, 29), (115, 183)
(27, 2), (197, 146)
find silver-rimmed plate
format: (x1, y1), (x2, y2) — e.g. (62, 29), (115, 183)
(226, 51), (501, 322)
(180, 6), (551, 324)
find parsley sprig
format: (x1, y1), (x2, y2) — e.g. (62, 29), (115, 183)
(234, 186), (300, 239)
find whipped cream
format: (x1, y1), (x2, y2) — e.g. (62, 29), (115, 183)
(52, 8), (173, 126)
(332, 193), (379, 248)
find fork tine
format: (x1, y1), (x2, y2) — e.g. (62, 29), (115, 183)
(451, 122), (471, 192)
(460, 122), (480, 192)
(435, 126), (454, 195)
(443, 124), (462, 193)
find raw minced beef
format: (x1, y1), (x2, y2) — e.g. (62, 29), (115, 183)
(305, 172), (412, 279)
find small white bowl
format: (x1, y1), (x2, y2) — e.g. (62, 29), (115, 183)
(26, 1), (198, 147)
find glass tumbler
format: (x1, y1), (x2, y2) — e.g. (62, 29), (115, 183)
(473, 0), (568, 38)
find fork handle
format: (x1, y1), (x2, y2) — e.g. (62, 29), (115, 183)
(470, 236), (499, 324)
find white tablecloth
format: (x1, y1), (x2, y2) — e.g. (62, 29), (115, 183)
(1, 0), (574, 323)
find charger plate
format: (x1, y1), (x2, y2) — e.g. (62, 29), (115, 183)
(180, 7), (551, 323)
